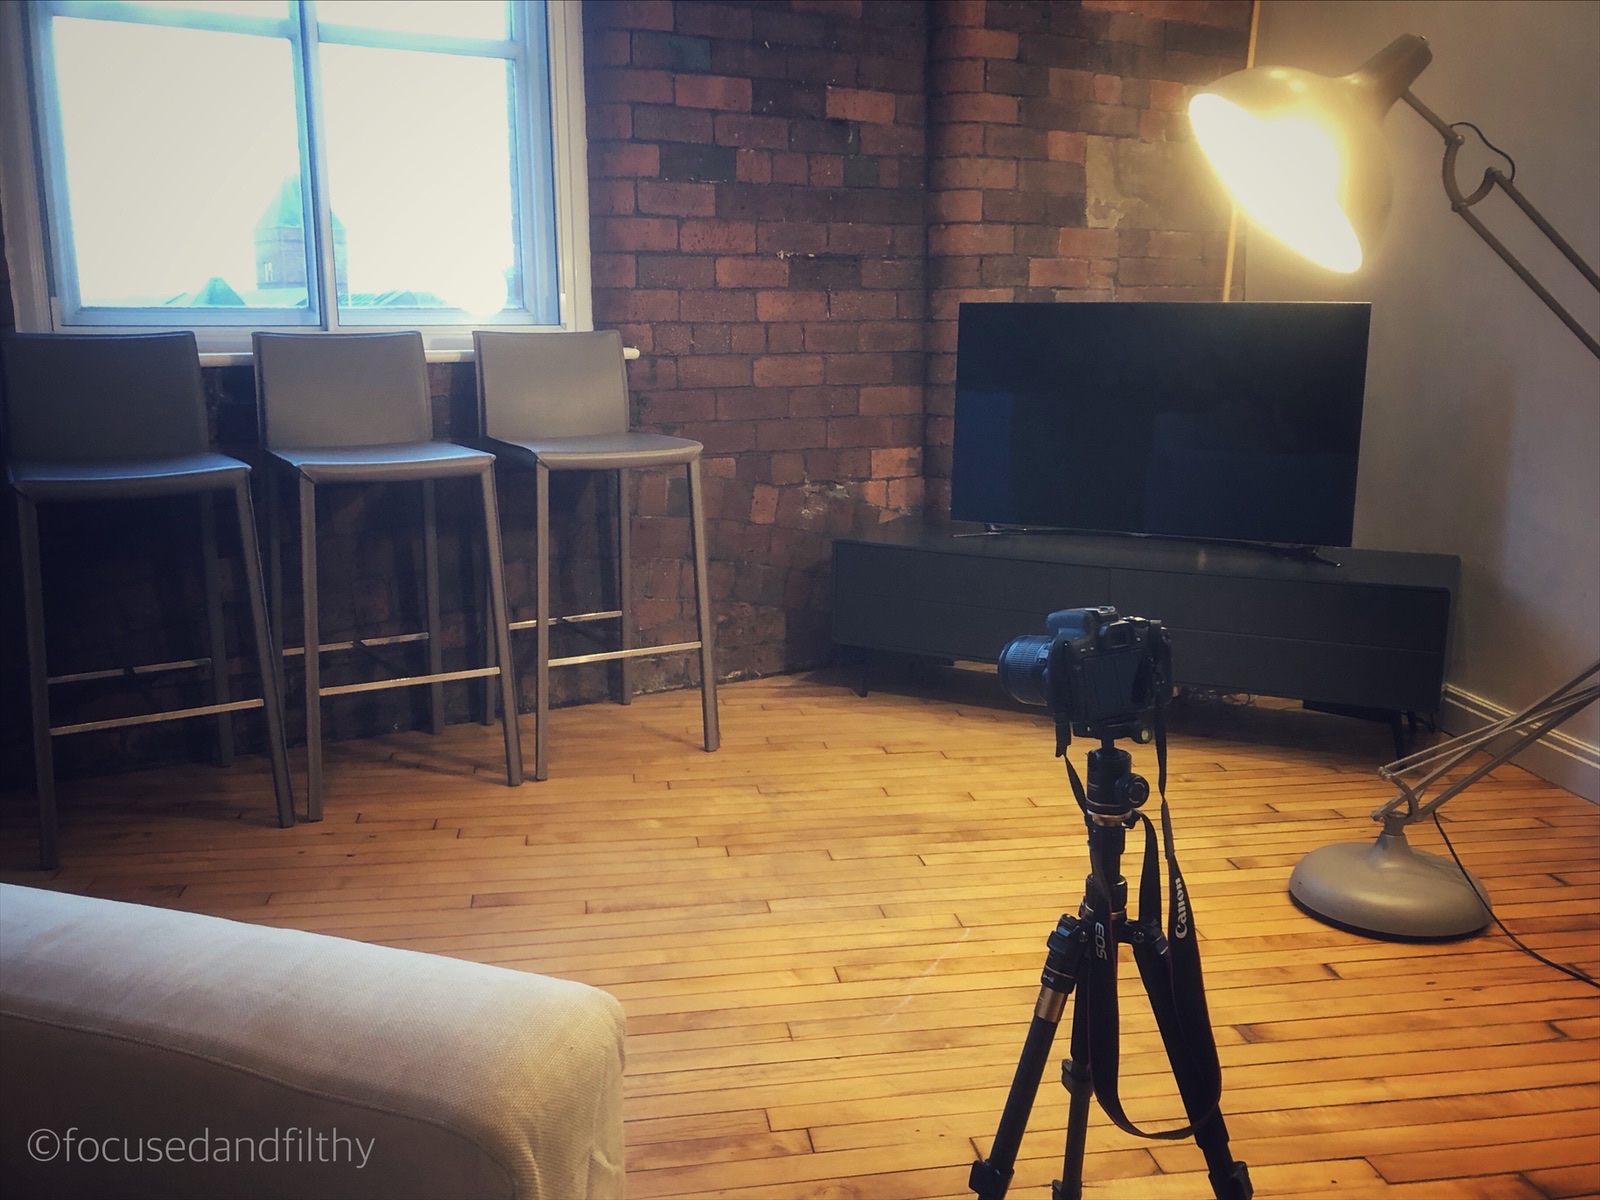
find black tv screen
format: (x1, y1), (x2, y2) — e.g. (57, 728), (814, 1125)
(951, 301), (1371, 547)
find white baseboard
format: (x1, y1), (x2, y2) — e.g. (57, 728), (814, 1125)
(1441, 685), (1600, 803)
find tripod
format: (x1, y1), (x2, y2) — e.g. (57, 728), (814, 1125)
(969, 738), (1253, 1200)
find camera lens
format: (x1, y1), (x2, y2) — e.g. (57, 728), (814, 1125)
(997, 634), (1054, 707)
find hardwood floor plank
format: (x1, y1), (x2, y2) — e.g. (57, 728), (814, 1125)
(2, 670), (1595, 1199)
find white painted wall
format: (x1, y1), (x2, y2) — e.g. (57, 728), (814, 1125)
(1237, 0), (1600, 799)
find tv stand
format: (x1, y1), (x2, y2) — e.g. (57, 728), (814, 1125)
(832, 518), (1458, 720)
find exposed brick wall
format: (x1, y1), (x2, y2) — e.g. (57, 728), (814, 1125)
(0, 0), (1254, 786)
(584, 0), (932, 682)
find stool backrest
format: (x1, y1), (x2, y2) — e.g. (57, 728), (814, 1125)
(473, 330), (631, 441)
(1, 331), (209, 463)
(253, 331), (432, 450)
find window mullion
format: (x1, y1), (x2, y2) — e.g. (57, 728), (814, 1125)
(296, 0), (339, 331)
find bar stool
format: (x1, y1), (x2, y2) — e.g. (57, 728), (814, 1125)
(472, 329), (718, 780)
(2, 331), (293, 868)
(253, 331), (522, 819)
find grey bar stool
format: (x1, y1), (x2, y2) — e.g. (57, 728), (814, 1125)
(2, 331), (293, 868)
(472, 329), (718, 781)
(253, 331), (521, 820)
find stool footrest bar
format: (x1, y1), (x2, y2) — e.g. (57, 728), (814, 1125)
(52, 698), (265, 737)
(550, 640), (702, 668)
(318, 666), (502, 698)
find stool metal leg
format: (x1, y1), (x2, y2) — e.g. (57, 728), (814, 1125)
(200, 491), (235, 767)
(618, 467), (634, 705)
(299, 475), (324, 821)
(17, 495), (58, 870)
(687, 458), (720, 753)
(534, 460), (551, 782)
(233, 479), (294, 828)
(264, 467), (288, 716)
(480, 468), (523, 787)
(423, 478), (445, 735)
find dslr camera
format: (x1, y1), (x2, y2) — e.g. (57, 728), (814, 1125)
(997, 607), (1172, 749)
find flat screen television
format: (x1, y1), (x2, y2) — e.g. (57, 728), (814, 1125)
(951, 301), (1371, 548)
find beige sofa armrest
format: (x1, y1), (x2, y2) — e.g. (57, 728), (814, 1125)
(0, 884), (624, 1199)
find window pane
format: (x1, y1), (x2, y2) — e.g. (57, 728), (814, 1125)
(122, 1), (289, 17)
(319, 43), (519, 318)
(50, 17), (308, 312)
(317, 1), (509, 40)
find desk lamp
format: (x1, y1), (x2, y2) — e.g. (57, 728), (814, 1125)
(1188, 34), (1600, 938)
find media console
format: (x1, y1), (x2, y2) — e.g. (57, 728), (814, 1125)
(832, 518), (1459, 719)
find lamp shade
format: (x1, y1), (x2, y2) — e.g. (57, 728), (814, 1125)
(1189, 34), (1434, 273)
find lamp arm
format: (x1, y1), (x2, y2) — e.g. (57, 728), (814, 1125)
(1400, 90), (1600, 358)
(1374, 658), (1600, 826)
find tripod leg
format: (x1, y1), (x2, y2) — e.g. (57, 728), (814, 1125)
(970, 916), (1085, 1200)
(1055, 987), (1094, 1200)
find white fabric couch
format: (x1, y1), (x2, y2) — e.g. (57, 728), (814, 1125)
(0, 883), (625, 1199)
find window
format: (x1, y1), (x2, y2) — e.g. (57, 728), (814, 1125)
(0, 0), (591, 355)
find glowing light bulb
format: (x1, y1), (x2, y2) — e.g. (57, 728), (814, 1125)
(1189, 93), (1364, 273)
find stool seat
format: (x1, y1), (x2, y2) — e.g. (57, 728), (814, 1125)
(488, 431), (704, 472)
(8, 453), (251, 501)
(272, 441), (495, 484)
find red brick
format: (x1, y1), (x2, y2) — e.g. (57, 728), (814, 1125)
(771, 152), (809, 185)
(592, 216), (677, 252)
(716, 388), (789, 420)
(932, 27), (1020, 60)
(680, 220), (758, 254)
(750, 483), (780, 524)
(715, 256), (788, 288)
(825, 86), (898, 124)
(929, 190), (982, 223)
(1093, 74), (1122, 105)
(1028, 258), (1090, 288)
(715, 113), (790, 150)
(1047, 130), (1087, 162)
(590, 1), (673, 31)
(858, 386), (922, 415)
(591, 254), (637, 288)
(930, 57), (986, 94)
(675, 74), (753, 112)
(753, 355), (824, 387)
(756, 290), (828, 321)
(1058, 227), (1118, 257)
(587, 102), (632, 140)
(932, 91), (1020, 126)
(823, 353), (893, 386)
(1150, 79), (1189, 112)
(930, 157), (1018, 190)
(729, 323), (767, 354)
(679, 289), (756, 322)
(637, 181), (717, 217)
(677, 355), (753, 388)
(827, 225), (895, 256)
(808, 155), (844, 187)
(802, 323), (859, 354)
(589, 67), (674, 105)
(937, 0), (988, 28)
(590, 143), (660, 179)
(930, 223), (1014, 257)
(756, 418), (829, 451)
(590, 179), (636, 216)
(827, 291), (897, 321)
(736, 149), (772, 183)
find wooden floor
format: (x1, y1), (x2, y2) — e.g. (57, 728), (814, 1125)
(3, 669), (1598, 1199)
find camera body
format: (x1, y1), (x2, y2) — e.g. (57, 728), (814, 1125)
(997, 607), (1172, 748)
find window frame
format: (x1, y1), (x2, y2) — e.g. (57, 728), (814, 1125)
(0, 0), (592, 361)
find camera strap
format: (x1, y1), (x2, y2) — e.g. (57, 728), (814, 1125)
(1063, 712), (1227, 1143)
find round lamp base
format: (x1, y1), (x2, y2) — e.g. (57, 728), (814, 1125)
(1288, 827), (1492, 941)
